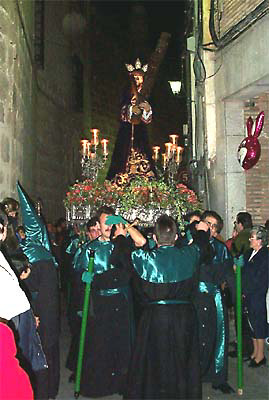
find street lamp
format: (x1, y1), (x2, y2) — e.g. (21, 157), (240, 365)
(168, 81), (182, 95)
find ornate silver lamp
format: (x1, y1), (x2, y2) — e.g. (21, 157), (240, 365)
(152, 134), (184, 186)
(80, 129), (109, 181)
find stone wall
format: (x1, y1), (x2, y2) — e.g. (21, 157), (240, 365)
(33, 0), (84, 222)
(0, 0), (35, 200)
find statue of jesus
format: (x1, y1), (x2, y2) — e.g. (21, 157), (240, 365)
(106, 58), (155, 181)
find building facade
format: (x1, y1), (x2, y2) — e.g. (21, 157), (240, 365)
(188, 0), (269, 236)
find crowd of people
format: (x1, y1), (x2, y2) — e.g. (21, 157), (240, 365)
(63, 207), (269, 398)
(0, 193), (268, 399)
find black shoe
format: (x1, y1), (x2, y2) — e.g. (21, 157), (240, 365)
(243, 356), (251, 362)
(249, 357), (266, 368)
(212, 383), (235, 394)
(69, 372), (75, 383)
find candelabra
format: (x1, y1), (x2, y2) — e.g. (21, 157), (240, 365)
(80, 129), (109, 181)
(152, 134), (184, 186)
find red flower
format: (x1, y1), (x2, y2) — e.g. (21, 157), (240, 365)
(84, 185), (93, 191)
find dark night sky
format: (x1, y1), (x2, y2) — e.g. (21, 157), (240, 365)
(91, 0), (189, 137)
(93, 0), (187, 77)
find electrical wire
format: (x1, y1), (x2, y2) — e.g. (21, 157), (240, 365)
(209, 0), (269, 49)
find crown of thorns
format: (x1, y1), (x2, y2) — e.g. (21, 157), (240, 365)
(125, 58), (148, 74)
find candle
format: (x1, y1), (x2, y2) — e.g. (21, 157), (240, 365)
(165, 142), (173, 158)
(90, 152), (96, 159)
(152, 146), (160, 161)
(91, 128), (99, 146)
(101, 138), (109, 155)
(169, 134), (179, 145)
(80, 139), (89, 156)
(162, 153), (167, 169)
(172, 144), (177, 154)
(87, 141), (91, 157)
(176, 146), (184, 163)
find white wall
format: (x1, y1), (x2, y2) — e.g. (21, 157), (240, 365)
(203, 14), (269, 237)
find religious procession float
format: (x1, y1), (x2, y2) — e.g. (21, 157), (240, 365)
(64, 37), (202, 232)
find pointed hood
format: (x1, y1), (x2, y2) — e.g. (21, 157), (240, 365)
(17, 182), (57, 267)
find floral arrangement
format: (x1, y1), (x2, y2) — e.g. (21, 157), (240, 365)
(64, 177), (202, 229)
(64, 179), (123, 209)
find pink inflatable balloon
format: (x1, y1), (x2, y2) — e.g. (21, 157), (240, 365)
(237, 111), (264, 170)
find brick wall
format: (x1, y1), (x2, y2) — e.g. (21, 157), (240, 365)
(213, 0), (266, 37)
(245, 94), (269, 225)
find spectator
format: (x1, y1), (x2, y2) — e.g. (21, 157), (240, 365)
(225, 222), (238, 252)
(1, 197), (20, 257)
(16, 225), (26, 243)
(0, 322), (34, 400)
(242, 225), (268, 367)
(0, 207), (47, 399)
(231, 212), (253, 256)
(228, 212), (254, 359)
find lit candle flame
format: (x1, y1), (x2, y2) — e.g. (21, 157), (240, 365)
(87, 141), (91, 156)
(165, 142), (173, 158)
(152, 146), (160, 161)
(80, 139), (89, 156)
(101, 138), (109, 155)
(162, 153), (167, 168)
(169, 134), (179, 145)
(176, 146), (184, 163)
(91, 128), (99, 146)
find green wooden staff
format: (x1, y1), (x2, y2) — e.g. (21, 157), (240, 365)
(236, 262), (243, 395)
(74, 249), (95, 398)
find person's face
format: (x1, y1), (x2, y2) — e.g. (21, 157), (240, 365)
(18, 230), (26, 239)
(203, 216), (218, 238)
(249, 234), (262, 251)
(133, 73), (144, 88)
(235, 219), (243, 233)
(8, 211), (17, 218)
(87, 222), (101, 241)
(99, 213), (112, 241)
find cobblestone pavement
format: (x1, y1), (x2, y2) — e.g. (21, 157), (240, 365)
(57, 301), (268, 400)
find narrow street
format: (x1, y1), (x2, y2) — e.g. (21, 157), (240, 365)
(57, 297), (268, 400)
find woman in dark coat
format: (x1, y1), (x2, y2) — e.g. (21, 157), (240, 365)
(125, 215), (209, 400)
(242, 225), (269, 367)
